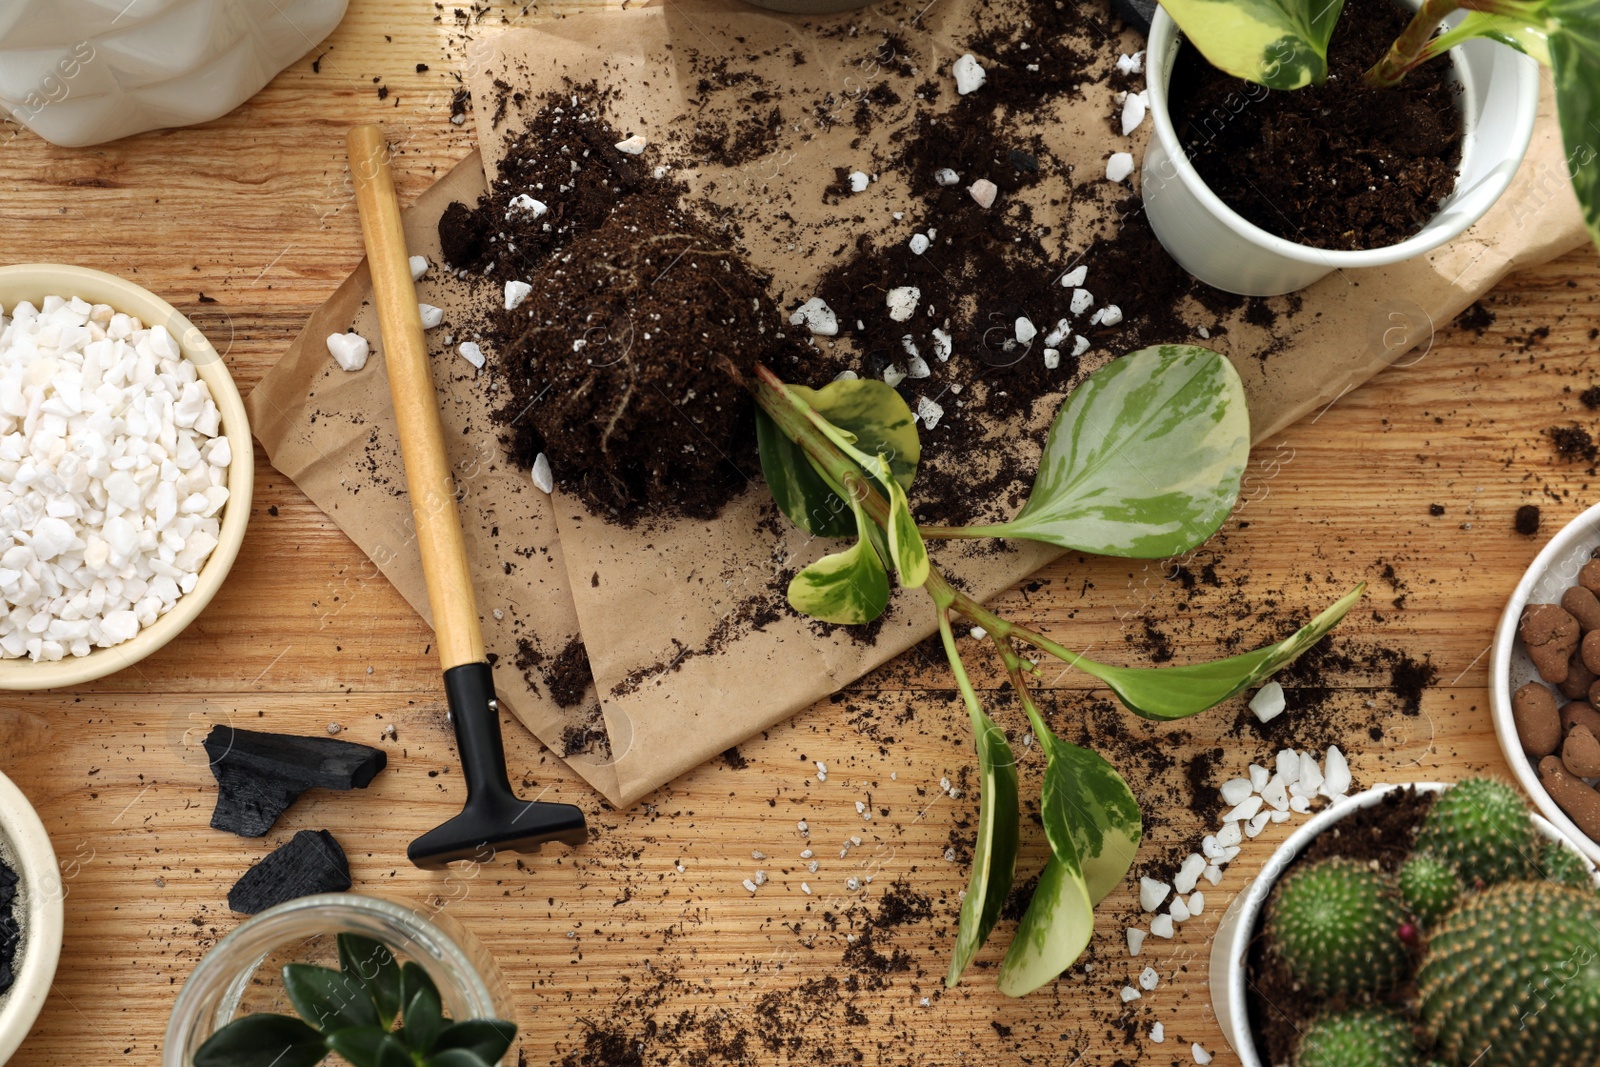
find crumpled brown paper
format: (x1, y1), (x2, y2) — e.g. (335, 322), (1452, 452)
(249, 0), (1587, 808)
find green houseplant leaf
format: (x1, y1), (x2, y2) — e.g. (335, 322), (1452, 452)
(193, 1013), (328, 1067)
(787, 490), (891, 624)
(337, 933), (402, 1028)
(945, 709), (1021, 986)
(1077, 583), (1365, 719)
(977, 345), (1249, 558)
(433, 1019), (519, 1063)
(755, 378), (920, 537)
(1158, 0), (1345, 88)
(323, 1026), (394, 1064)
(1548, 0), (1600, 247)
(400, 962), (446, 1053)
(282, 963), (381, 1034)
(998, 729), (1142, 996)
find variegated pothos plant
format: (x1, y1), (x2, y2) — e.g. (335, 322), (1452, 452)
(1161, 0), (1600, 248)
(754, 347), (1363, 996)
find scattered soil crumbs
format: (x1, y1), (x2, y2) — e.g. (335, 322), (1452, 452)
(545, 636), (595, 709)
(1452, 300), (1496, 336)
(0, 855), (16, 995)
(1170, 0), (1463, 250)
(1548, 423), (1597, 462)
(1246, 787), (1434, 1066)
(1515, 503), (1543, 536)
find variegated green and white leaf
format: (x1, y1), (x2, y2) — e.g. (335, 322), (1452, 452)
(985, 345), (1249, 559)
(1160, 0), (1345, 89)
(786, 493), (891, 624)
(885, 476), (930, 587)
(998, 733), (1142, 996)
(1548, 0), (1600, 249)
(946, 711), (1020, 987)
(1425, 11), (1551, 65)
(1077, 583), (1365, 720)
(755, 378), (920, 538)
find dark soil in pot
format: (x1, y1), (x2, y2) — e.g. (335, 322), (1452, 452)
(1245, 786), (1433, 1065)
(1168, 0), (1465, 252)
(0, 853), (19, 995)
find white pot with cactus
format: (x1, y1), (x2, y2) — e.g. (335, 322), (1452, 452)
(1209, 778), (1600, 1066)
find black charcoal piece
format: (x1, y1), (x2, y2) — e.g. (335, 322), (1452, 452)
(204, 726), (387, 837)
(227, 830), (352, 914)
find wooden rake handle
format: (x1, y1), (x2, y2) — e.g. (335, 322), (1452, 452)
(346, 125), (486, 671)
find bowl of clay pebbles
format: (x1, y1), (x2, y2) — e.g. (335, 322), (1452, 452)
(0, 264), (252, 689)
(1490, 500), (1600, 863)
(0, 766), (63, 1062)
(1208, 778), (1599, 1067)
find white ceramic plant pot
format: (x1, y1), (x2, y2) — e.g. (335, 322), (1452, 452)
(1489, 499), (1600, 865)
(1141, 4), (1541, 296)
(1207, 782), (1596, 1064)
(0, 768), (63, 1066)
(0, 0), (348, 148)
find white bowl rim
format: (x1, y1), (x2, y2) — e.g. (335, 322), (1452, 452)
(1215, 781), (1596, 1066)
(1488, 498), (1600, 863)
(1145, 6), (1541, 269)
(0, 263), (253, 689)
(0, 767), (63, 1063)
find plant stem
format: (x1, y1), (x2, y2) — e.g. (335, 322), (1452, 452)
(935, 595), (992, 737)
(1364, 0), (1523, 85)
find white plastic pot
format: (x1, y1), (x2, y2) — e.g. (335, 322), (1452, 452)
(1141, 4), (1540, 296)
(0, 0), (348, 148)
(0, 768), (63, 1066)
(1208, 782), (1597, 1064)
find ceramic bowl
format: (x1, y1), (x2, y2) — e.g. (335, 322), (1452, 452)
(1207, 782), (1595, 1065)
(0, 264), (253, 690)
(1488, 499), (1600, 863)
(0, 767), (63, 1064)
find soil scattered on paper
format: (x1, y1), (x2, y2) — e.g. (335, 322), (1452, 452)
(1245, 786), (1433, 1065)
(1169, 0), (1464, 251)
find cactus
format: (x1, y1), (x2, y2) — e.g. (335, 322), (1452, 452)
(1414, 778), (1535, 886)
(1296, 1009), (1417, 1067)
(1266, 857), (1408, 996)
(1399, 852), (1462, 926)
(1418, 881), (1600, 1067)
(1537, 838), (1594, 891)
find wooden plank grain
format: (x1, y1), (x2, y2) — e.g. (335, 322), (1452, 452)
(0, 2), (1596, 1064)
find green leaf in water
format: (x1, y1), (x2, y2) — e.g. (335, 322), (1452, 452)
(193, 1013), (328, 1067)
(324, 1026), (395, 1065)
(337, 933), (402, 1028)
(432, 1019), (518, 1064)
(982, 346), (1249, 559)
(1076, 583), (1365, 720)
(946, 710), (1021, 986)
(282, 962), (380, 1034)
(400, 962), (445, 1053)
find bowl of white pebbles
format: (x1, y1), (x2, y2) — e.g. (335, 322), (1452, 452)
(0, 264), (252, 689)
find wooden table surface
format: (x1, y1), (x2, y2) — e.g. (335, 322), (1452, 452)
(2, 3), (1597, 1065)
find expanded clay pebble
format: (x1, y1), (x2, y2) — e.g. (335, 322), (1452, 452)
(1521, 603), (1580, 683)
(0, 297), (230, 661)
(1539, 755), (1600, 839)
(1514, 681), (1562, 757)
(1565, 586), (1600, 632)
(1564, 725), (1600, 777)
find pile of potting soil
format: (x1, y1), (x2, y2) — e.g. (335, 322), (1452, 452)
(0, 855), (19, 995)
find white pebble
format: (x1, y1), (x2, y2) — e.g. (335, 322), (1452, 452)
(1219, 778), (1253, 806)
(1297, 756), (1325, 796)
(327, 332), (369, 372)
(1120, 985), (1141, 1003)
(801, 882), (811, 894)
(915, 396), (944, 429)
(848, 170), (870, 193)
(614, 134), (647, 154)
(1250, 681), (1287, 723)
(1069, 288), (1093, 316)
(418, 304), (444, 329)
(1105, 152), (1134, 183)
(1099, 305), (1124, 327)
(1126, 927), (1146, 956)
(882, 364), (907, 388)
(934, 168), (961, 186)
(531, 453), (554, 494)
(931, 328), (952, 362)
(1149, 913), (1174, 939)
(1169, 896), (1191, 923)
(1289, 794), (1312, 814)
(457, 341), (485, 369)
(906, 355), (931, 379)
(1222, 845), (1241, 862)
(1188, 891), (1204, 915)
(1261, 775), (1290, 812)
(967, 179), (998, 209)
(408, 255), (430, 280)
(1174, 853), (1206, 895)
(1042, 348), (1060, 370)
(789, 297), (839, 337)
(1322, 745), (1352, 798)
(1203, 864), (1223, 885)
(1139, 876), (1169, 912)
(506, 193), (547, 220)
(1249, 764), (1271, 791)
(504, 280), (533, 311)
(886, 287), (920, 322)
(1071, 334), (1090, 357)
(1060, 265), (1087, 288)
(1138, 966), (1159, 991)
(1121, 91), (1148, 135)
(1270, 809), (1290, 823)
(1224, 795), (1263, 824)
(1193, 1043), (1213, 1065)
(952, 53), (987, 95)
(1014, 317), (1036, 344)
(1116, 51), (1146, 75)
(1216, 821), (1242, 848)
(1276, 749), (1302, 787)
(1201, 834), (1224, 861)
(909, 233), (930, 255)
(1150, 1022), (1165, 1043)
(1246, 811), (1272, 838)
(743, 878), (759, 893)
